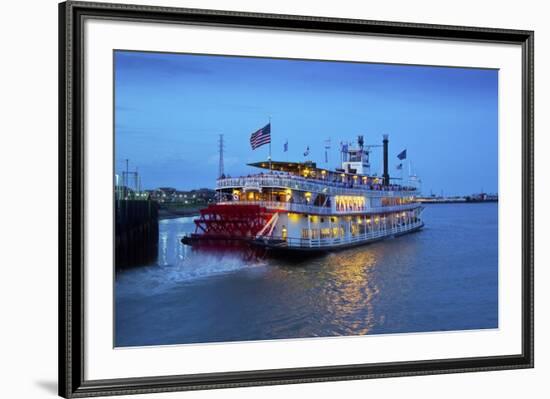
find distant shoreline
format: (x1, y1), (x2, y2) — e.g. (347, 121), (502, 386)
(158, 209), (201, 220)
(418, 200), (498, 205)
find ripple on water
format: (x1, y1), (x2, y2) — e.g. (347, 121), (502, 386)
(116, 252), (268, 298)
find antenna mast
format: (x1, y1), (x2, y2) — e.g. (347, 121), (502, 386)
(324, 137), (331, 164)
(218, 134), (224, 178)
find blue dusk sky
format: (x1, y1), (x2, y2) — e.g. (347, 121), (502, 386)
(114, 50), (498, 195)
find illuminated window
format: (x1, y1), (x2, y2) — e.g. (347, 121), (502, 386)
(335, 196), (365, 212)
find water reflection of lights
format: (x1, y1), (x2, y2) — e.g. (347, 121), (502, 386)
(322, 250), (379, 335)
(122, 217), (420, 339)
(263, 249), (381, 336)
(159, 231), (169, 266)
(158, 217), (196, 266)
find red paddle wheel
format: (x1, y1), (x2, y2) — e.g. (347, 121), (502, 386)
(193, 204), (274, 239)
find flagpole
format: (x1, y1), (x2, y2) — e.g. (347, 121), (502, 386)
(268, 116), (272, 204)
(285, 138), (288, 162)
(268, 116), (272, 174)
(408, 160), (412, 187)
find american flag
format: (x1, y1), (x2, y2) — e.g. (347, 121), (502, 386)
(250, 123), (271, 150)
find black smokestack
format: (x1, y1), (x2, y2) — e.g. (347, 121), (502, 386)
(383, 134), (389, 186)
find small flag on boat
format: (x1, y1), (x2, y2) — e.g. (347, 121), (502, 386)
(250, 123), (271, 150)
(283, 140), (288, 152)
(397, 149), (407, 160)
(304, 146), (310, 157)
(396, 163), (403, 170)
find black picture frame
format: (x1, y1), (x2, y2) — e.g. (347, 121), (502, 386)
(59, 1), (534, 397)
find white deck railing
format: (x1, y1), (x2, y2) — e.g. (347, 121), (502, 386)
(218, 200), (420, 215)
(260, 220), (424, 249)
(217, 175), (417, 197)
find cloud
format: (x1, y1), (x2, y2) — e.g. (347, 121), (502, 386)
(115, 105), (138, 112)
(206, 154), (240, 167)
(115, 51), (212, 77)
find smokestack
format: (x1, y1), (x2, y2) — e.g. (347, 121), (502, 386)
(383, 134), (389, 186)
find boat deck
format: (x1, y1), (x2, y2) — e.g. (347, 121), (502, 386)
(256, 220), (424, 253)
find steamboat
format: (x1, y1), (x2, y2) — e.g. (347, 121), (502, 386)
(182, 134), (424, 254)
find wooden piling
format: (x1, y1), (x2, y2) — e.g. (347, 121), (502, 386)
(115, 199), (159, 269)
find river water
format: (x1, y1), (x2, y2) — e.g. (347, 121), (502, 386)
(115, 203), (498, 347)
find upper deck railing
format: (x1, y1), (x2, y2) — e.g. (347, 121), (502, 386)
(217, 200), (420, 215)
(217, 174), (417, 197)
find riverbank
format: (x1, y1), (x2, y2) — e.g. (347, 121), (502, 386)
(158, 208), (200, 220)
(417, 199), (498, 204)
(416, 197), (498, 204)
